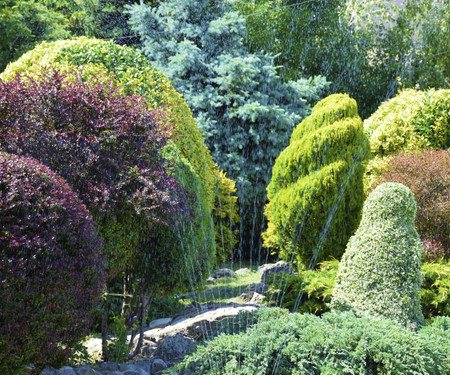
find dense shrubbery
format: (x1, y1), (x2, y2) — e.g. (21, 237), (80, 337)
(263, 94), (369, 269)
(331, 183), (424, 329)
(265, 260), (450, 320)
(0, 152), (104, 373)
(126, 0), (328, 257)
(174, 308), (450, 374)
(371, 150), (449, 260)
(364, 88), (450, 156)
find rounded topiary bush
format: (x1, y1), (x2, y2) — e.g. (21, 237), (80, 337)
(263, 94), (369, 269)
(331, 182), (424, 329)
(364, 88), (450, 156)
(0, 152), (104, 373)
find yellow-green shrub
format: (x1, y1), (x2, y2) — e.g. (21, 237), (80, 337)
(364, 88), (450, 156)
(263, 94), (369, 269)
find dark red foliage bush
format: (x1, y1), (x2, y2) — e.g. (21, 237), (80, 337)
(0, 71), (191, 277)
(372, 150), (449, 261)
(0, 152), (105, 373)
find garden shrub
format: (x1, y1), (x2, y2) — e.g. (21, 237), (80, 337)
(174, 309), (450, 374)
(0, 152), (104, 373)
(263, 94), (369, 270)
(421, 261), (450, 319)
(212, 168), (239, 262)
(0, 37), (218, 209)
(0, 70), (189, 279)
(266, 259), (449, 320)
(331, 182), (424, 329)
(364, 88), (450, 156)
(371, 150), (449, 260)
(126, 0), (328, 257)
(265, 260), (338, 314)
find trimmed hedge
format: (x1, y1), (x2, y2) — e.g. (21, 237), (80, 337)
(174, 308), (450, 374)
(331, 183), (424, 329)
(0, 152), (104, 373)
(263, 94), (369, 269)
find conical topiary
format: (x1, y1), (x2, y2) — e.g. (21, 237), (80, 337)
(330, 182), (425, 329)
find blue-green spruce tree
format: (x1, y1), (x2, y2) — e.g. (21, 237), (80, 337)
(127, 0), (328, 258)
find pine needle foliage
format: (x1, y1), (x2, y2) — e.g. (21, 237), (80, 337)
(263, 94), (369, 269)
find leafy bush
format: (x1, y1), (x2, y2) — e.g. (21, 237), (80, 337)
(371, 150), (449, 259)
(265, 260), (338, 314)
(263, 94), (369, 269)
(421, 262), (450, 319)
(331, 183), (424, 329)
(1, 37), (218, 209)
(126, 0), (328, 257)
(174, 309), (450, 374)
(266, 259), (450, 320)
(0, 70), (189, 279)
(364, 88), (450, 156)
(0, 152), (104, 373)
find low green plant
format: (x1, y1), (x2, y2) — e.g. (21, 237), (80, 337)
(173, 309), (450, 374)
(265, 260), (338, 314)
(106, 315), (130, 363)
(421, 261), (450, 319)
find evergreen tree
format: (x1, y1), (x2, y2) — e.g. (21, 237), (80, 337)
(263, 94), (369, 269)
(127, 0), (328, 258)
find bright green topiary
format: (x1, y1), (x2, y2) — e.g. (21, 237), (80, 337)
(364, 88), (450, 156)
(1, 36), (218, 209)
(331, 182), (424, 329)
(263, 94), (369, 269)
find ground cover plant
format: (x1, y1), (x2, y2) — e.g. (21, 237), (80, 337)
(263, 94), (369, 270)
(126, 0), (328, 258)
(173, 308), (450, 374)
(0, 152), (104, 374)
(331, 183), (424, 329)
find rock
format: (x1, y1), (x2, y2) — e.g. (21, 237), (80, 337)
(235, 268), (250, 276)
(250, 292), (265, 305)
(259, 261), (292, 282)
(141, 341), (158, 357)
(41, 368), (56, 375)
(148, 317), (172, 330)
(133, 360), (151, 374)
(75, 366), (102, 375)
(151, 359), (168, 375)
(99, 362), (119, 372)
(206, 276), (216, 284)
(212, 268), (235, 279)
(156, 334), (195, 364)
(123, 369), (148, 375)
(55, 367), (77, 375)
(246, 282), (267, 294)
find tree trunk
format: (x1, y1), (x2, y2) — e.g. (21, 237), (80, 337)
(128, 287), (155, 359)
(101, 283), (110, 361)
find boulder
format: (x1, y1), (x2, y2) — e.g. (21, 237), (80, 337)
(211, 268), (235, 279)
(151, 359), (168, 375)
(259, 261), (292, 282)
(235, 268), (250, 276)
(148, 318), (172, 330)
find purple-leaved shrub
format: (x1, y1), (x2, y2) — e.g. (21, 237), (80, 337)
(0, 152), (105, 373)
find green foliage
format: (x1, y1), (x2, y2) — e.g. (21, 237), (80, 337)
(126, 0), (328, 257)
(106, 315), (130, 363)
(264, 94), (369, 269)
(234, 0), (449, 119)
(331, 183), (424, 329)
(212, 169), (239, 262)
(174, 309), (450, 374)
(265, 260), (338, 314)
(421, 262), (450, 319)
(134, 144), (216, 295)
(364, 88), (450, 156)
